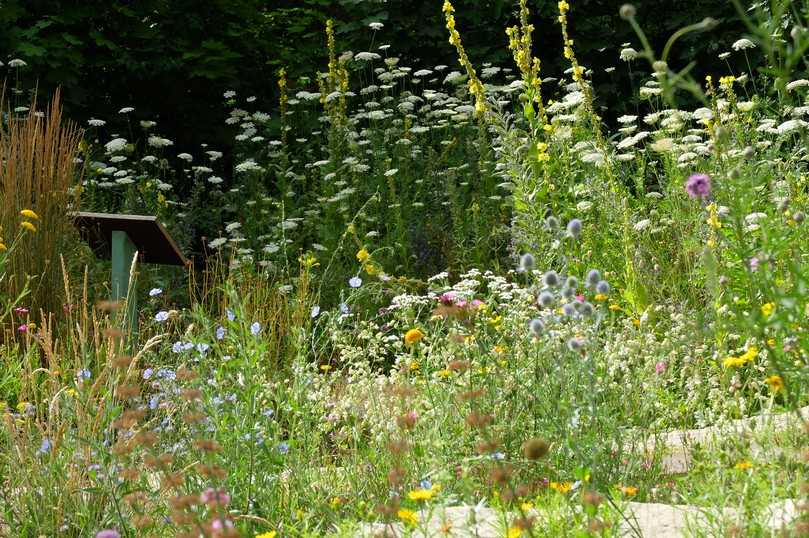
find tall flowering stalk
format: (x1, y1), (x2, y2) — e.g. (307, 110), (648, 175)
(442, 1), (488, 118)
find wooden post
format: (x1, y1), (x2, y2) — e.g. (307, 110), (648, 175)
(111, 230), (138, 340)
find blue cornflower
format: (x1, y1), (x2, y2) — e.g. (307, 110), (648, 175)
(250, 321), (261, 335)
(226, 309), (235, 321)
(171, 341), (184, 353)
(278, 442), (290, 455)
(490, 451), (505, 461)
(263, 408), (275, 418)
(37, 438), (52, 456)
(143, 368), (154, 380)
(419, 479), (432, 490)
(215, 325), (226, 340)
(154, 311), (169, 322)
(76, 369), (92, 382)
(196, 343), (210, 354)
(339, 303), (350, 315)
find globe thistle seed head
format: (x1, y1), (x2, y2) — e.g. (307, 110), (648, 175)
(528, 318), (544, 337)
(565, 276), (579, 290)
(566, 218), (582, 238)
(519, 253), (536, 272)
(794, 211), (805, 223)
(561, 286), (575, 299)
(545, 215), (560, 230)
(562, 303), (577, 317)
(543, 270), (560, 287)
(538, 291), (554, 308)
(567, 336), (585, 352)
(595, 280), (610, 294)
(580, 302), (594, 317)
(586, 269), (601, 286)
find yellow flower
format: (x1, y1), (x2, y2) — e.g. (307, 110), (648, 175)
(20, 221), (37, 232)
(549, 481), (572, 493)
(520, 501), (534, 511)
(319, 364), (332, 372)
(706, 203), (722, 230)
(20, 209), (39, 220)
(507, 527), (523, 538)
(493, 345), (507, 354)
(66, 388), (77, 397)
(409, 361), (420, 372)
(404, 328), (425, 345)
(407, 487), (436, 501)
(557, 0), (570, 13)
(620, 485), (638, 497)
(594, 293), (607, 301)
(723, 356), (746, 368)
(16, 402), (30, 413)
(761, 302), (775, 317)
(356, 248), (370, 263)
(397, 508), (419, 525)
(608, 304), (621, 311)
(437, 369), (452, 378)
(765, 375), (784, 392)
(767, 338), (776, 347)
(0, 243), (7, 251)
(255, 532), (277, 538)
(734, 460), (752, 471)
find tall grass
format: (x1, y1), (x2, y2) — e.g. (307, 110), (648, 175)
(0, 87), (82, 319)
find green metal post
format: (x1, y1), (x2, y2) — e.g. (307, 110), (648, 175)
(111, 230), (138, 341)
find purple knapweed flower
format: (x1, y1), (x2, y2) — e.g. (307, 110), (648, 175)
(96, 531), (121, 538)
(685, 173), (711, 199)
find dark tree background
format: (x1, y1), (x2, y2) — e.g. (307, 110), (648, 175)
(0, 0), (751, 156)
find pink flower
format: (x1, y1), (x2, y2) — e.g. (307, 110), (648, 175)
(575, 294), (585, 303)
(684, 173), (711, 199)
(210, 518), (234, 534)
(17, 324), (28, 333)
(14, 307), (29, 314)
(749, 257), (759, 271)
(439, 292), (456, 305)
(655, 361), (666, 374)
(200, 487), (230, 507)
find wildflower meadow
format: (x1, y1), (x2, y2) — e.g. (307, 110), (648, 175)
(2, 0), (809, 536)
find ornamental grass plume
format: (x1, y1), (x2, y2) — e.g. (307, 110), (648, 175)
(0, 88), (82, 318)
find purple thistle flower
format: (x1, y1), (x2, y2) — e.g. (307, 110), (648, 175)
(96, 531), (121, 538)
(685, 173), (711, 199)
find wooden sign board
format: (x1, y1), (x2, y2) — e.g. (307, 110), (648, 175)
(73, 211), (188, 267)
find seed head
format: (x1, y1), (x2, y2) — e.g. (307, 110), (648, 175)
(619, 4), (636, 19)
(586, 269), (601, 286)
(566, 218), (582, 238)
(519, 253), (536, 272)
(522, 437), (550, 460)
(528, 318), (544, 337)
(543, 270), (559, 287)
(538, 291), (554, 308)
(545, 215), (560, 230)
(595, 280), (610, 294)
